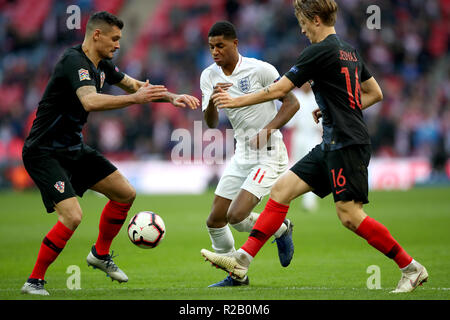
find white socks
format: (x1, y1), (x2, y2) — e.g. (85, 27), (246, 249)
(207, 225), (235, 254)
(236, 248), (253, 267)
(401, 259), (416, 271)
(207, 212), (288, 255)
(229, 212), (259, 232)
(273, 220), (288, 238)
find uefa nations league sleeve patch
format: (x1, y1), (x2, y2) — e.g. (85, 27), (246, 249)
(78, 68), (91, 81)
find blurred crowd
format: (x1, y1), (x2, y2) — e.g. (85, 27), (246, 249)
(0, 0), (449, 189)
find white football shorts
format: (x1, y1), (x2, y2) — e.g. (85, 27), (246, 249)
(215, 144), (289, 200)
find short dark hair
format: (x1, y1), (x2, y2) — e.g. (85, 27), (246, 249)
(208, 21), (237, 39)
(86, 11), (124, 33)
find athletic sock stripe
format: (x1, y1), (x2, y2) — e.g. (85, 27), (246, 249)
(43, 236), (63, 253)
(386, 243), (400, 259)
(249, 229), (267, 241)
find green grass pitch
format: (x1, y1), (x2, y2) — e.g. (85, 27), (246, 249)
(0, 187), (449, 300)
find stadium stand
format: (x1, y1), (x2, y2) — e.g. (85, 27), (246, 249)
(0, 0), (448, 190)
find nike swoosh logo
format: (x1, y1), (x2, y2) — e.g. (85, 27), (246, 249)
(410, 270), (423, 288)
(335, 188), (347, 195)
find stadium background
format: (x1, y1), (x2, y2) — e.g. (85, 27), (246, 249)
(0, 0), (449, 193)
(0, 0), (449, 302)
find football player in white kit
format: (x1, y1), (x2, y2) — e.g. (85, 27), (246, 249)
(200, 21), (300, 287)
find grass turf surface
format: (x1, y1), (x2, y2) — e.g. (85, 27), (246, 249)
(0, 187), (449, 301)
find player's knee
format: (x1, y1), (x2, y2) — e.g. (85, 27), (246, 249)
(269, 181), (290, 204)
(126, 187), (136, 203)
(116, 186), (136, 204)
(63, 210), (82, 230)
(55, 199), (83, 230)
(206, 212), (227, 228)
(206, 215), (215, 228)
(336, 206), (358, 231)
(339, 216), (356, 231)
(226, 209), (243, 225)
(269, 181), (281, 198)
(71, 212), (83, 227)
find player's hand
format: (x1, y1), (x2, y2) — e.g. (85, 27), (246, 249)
(249, 129), (271, 150)
(134, 80), (168, 104)
(170, 94), (200, 109)
(312, 108), (322, 123)
(212, 87), (236, 109)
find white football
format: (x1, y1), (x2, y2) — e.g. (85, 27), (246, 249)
(127, 211), (165, 249)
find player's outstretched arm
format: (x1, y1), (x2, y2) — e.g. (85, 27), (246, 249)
(164, 92), (200, 110)
(212, 76), (295, 109)
(76, 81), (168, 112)
(250, 91), (300, 149)
(360, 77), (383, 110)
(115, 74), (146, 93)
(115, 75), (199, 109)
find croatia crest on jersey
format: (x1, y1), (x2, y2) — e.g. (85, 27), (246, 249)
(54, 181), (65, 193)
(238, 76), (251, 93)
(78, 68), (90, 81)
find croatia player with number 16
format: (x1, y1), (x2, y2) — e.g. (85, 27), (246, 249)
(202, 0), (428, 293)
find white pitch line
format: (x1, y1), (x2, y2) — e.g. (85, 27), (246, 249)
(1, 287), (449, 292)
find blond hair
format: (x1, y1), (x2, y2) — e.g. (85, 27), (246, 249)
(293, 0), (338, 26)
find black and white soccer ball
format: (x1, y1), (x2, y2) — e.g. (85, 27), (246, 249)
(127, 211), (166, 249)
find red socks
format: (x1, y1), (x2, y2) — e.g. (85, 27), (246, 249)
(241, 201), (412, 269)
(29, 200), (131, 280)
(95, 200), (131, 256)
(30, 221), (74, 280)
(356, 216), (412, 268)
(242, 198), (289, 257)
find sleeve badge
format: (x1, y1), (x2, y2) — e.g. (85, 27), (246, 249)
(78, 68), (91, 81)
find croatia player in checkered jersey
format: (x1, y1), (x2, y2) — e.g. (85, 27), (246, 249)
(200, 21), (300, 287)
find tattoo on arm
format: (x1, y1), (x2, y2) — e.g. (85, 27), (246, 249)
(263, 85), (271, 94)
(76, 85), (97, 111)
(117, 74), (140, 93)
(76, 85), (97, 100)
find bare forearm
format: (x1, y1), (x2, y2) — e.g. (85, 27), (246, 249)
(121, 83), (179, 104)
(360, 77), (383, 110)
(361, 92), (382, 110)
(204, 101), (218, 128)
(234, 83), (285, 108)
(214, 76), (295, 109)
(116, 75), (145, 93)
(119, 74), (178, 103)
(153, 91), (177, 103)
(265, 93), (300, 131)
(83, 92), (137, 112)
(260, 93), (299, 143)
(77, 82), (170, 112)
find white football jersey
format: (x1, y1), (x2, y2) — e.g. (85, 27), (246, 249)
(200, 55), (284, 161)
